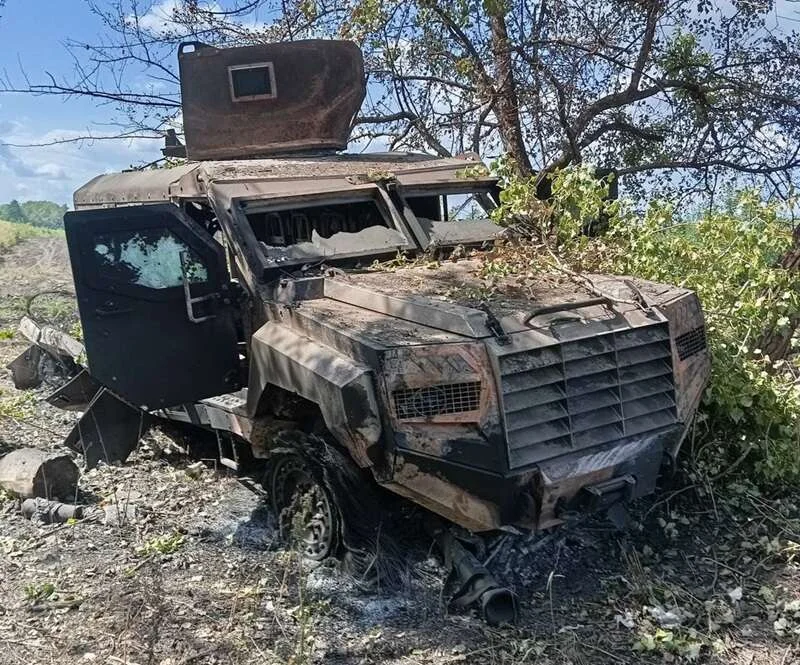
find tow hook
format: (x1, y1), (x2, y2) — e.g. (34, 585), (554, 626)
(581, 475), (636, 513)
(583, 475), (636, 529)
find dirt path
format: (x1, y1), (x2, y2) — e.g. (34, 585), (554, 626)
(0, 234), (72, 297)
(0, 236), (799, 665)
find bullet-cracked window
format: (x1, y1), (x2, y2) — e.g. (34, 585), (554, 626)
(92, 228), (208, 289)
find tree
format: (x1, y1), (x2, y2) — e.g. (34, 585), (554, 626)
(0, 200), (27, 224)
(757, 226), (800, 362)
(3, 0), (800, 202)
(0, 200), (68, 228)
(20, 201), (68, 228)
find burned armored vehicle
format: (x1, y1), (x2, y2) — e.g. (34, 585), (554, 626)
(9, 40), (710, 621)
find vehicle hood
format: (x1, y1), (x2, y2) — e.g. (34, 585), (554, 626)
(289, 259), (676, 349)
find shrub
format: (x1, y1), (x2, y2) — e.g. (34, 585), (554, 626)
(0, 219), (55, 251)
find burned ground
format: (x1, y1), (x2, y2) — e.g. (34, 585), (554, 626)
(0, 236), (799, 664)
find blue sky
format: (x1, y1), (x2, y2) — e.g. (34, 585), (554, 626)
(0, 1), (160, 204)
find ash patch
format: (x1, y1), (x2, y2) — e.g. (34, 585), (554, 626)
(187, 478), (278, 550)
(305, 554), (446, 627)
(486, 519), (622, 601)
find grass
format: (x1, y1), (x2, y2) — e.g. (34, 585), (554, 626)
(24, 582), (56, 602)
(0, 219), (59, 252)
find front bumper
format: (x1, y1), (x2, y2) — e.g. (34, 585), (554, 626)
(385, 424), (684, 533)
(532, 425), (680, 529)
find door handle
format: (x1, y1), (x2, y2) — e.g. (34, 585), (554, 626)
(95, 304), (133, 317)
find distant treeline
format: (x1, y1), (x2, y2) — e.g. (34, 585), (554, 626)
(0, 200), (68, 229)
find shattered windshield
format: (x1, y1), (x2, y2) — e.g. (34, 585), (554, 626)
(404, 187), (502, 247)
(245, 197), (411, 264)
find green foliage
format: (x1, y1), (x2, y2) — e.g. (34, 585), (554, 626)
(135, 531), (186, 557)
(493, 163), (800, 486)
(0, 389), (38, 421)
(20, 200), (68, 228)
(0, 200), (68, 229)
(661, 32), (713, 78)
(0, 219), (56, 251)
(23, 582), (56, 601)
(0, 200), (26, 223)
(492, 156), (616, 243)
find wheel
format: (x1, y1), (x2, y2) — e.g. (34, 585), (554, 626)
(267, 453), (340, 561)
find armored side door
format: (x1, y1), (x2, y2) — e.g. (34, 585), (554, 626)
(65, 204), (242, 409)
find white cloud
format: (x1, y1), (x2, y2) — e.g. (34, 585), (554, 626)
(136, 0), (223, 37)
(0, 123), (160, 205)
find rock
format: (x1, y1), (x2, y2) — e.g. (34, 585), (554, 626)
(185, 461), (205, 479)
(0, 448), (80, 499)
(103, 499), (138, 526)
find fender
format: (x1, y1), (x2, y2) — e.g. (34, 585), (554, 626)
(246, 322), (384, 468)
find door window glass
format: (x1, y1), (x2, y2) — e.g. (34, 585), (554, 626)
(92, 228), (208, 289)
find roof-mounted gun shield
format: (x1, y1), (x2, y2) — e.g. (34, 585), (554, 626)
(178, 40), (366, 160)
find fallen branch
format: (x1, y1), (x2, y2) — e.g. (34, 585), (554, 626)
(28, 597), (83, 612)
(543, 246), (644, 309)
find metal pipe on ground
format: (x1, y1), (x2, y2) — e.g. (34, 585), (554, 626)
(426, 517), (518, 626)
(21, 498), (85, 523)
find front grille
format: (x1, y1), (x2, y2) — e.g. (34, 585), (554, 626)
(675, 326), (707, 360)
(497, 322), (677, 468)
(393, 381), (481, 420)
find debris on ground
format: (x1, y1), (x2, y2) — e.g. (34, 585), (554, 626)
(20, 497), (85, 523)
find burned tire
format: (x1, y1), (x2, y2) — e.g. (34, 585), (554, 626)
(267, 452), (341, 562)
(262, 431), (406, 587)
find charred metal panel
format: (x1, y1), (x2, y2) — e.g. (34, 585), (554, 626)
(200, 153), (477, 182)
(46, 369), (102, 411)
(6, 345), (45, 390)
(64, 388), (150, 468)
(656, 291), (711, 425)
(324, 279), (492, 338)
(536, 427), (678, 529)
(247, 322), (383, 468)
(71, 153), (495, 212)
(73, 164), (202, 209)
(269, 277), (325, 305)
(284, 297), (467, 366)
(417, 218), (503, 247)
(386, 456), (504, 533)
(380, 343), (506, 471)
(178, 40), (365, 160)
(65, 204), (242, 409)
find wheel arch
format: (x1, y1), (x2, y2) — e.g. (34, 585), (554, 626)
(246, 322), (385, 469)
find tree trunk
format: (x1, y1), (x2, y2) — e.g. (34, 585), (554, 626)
(488, 9), (533, 178)
(757, 226), (800, 361)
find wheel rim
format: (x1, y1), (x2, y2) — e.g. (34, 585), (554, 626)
(270, 455), (337, 561)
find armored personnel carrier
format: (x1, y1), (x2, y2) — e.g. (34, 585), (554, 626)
(8, 40), (710, 623)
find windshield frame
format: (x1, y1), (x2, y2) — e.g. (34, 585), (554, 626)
(397, 181), (501, 248)
(213, 176), (501, 284)
(231, 184), (417, 274)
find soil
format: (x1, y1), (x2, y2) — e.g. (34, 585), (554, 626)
(1, 236), (799, 665)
